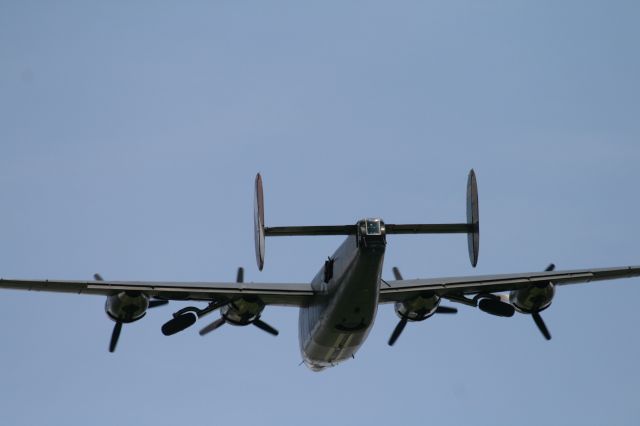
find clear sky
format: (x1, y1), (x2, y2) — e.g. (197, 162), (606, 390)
(1, 1), (639, 425)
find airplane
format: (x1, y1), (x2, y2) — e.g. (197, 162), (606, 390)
(1, 170), (639, 371)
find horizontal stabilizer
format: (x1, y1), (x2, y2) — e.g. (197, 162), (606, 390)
(265, 223), (475, 237)
(265, 225), (357, 236)
(385, 223), (474, 234)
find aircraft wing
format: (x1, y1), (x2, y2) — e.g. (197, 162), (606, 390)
(0, 278), (314, 307)
(379, 266), (640, 303)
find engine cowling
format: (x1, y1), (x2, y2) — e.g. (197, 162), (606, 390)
(105, 291), (150, 323)
(509, 282), (555, 314)
(394, 293), (440, 322)
(221, 296), (265, 326)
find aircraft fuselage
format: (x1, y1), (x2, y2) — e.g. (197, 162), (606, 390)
(299, 219), (386, 371)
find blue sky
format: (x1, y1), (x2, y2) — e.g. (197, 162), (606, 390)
(1, 1), (639, 425)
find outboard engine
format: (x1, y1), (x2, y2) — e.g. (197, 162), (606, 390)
(105, 291), (149, 324)
(104, 291), (155, 352)
(509, 269), (556, 340)
(509, 283), (555, 314)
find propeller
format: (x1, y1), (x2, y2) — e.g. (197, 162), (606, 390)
(199, 317), (226, 335)
(388, 318), (408, 346)
(529, 263), (555, 341)
(253, 318), (279, 336)
(96, 273), (168, 353)
(532, 311), (551, 340)
(109, 321), (123, 353)
(391, 266), (403, 281)
(387, 267), (457, 346)
(199, 267), (280, 337)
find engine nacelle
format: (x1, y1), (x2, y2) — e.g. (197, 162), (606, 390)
(394, 293), (440, 322)
(509, 283), (555, 314)
(105, 291), (149, 323)
(221, 296), (265, 326)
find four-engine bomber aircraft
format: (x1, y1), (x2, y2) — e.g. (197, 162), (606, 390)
(1, 171), (639, 371)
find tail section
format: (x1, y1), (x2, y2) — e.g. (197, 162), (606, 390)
(253, 170), (480, 269)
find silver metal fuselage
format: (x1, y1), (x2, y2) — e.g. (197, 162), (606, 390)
(298, 221), (386, 371)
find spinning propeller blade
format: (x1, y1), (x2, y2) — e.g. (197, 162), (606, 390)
(388, 318), (408, 346)
(109, 321), (123, 353)
(532, 311), (551, 340)
(253, 319), (279, 336)
(392, 267), (403, 280)
(199, 317), (226, 336)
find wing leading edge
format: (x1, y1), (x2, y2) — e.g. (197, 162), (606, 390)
(3, 265), (639, 307)
(0, 278), (314, 307)
(379, 265), (640, 303)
